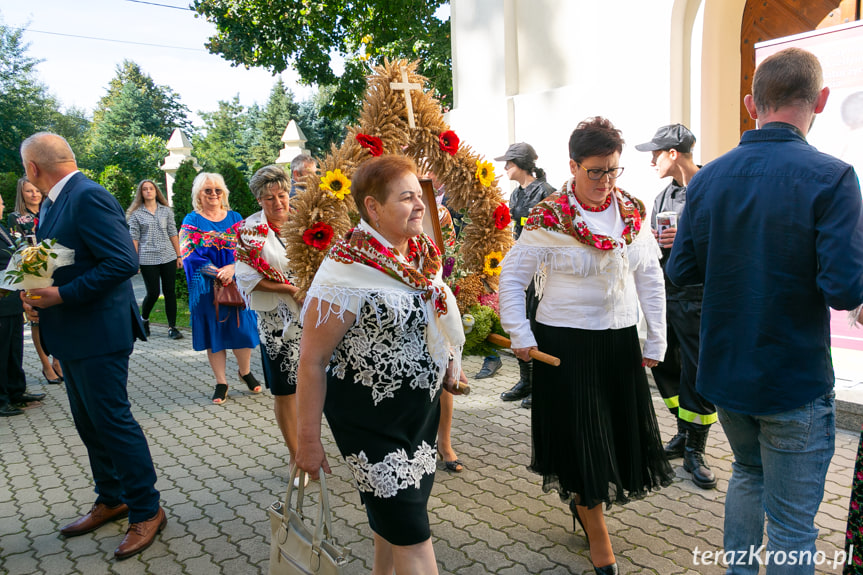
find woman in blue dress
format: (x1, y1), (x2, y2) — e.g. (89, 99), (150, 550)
(180, 172), (261, 404)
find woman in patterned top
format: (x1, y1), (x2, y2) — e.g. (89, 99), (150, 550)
(234, 165), (303, 471)
(127, 180), (183, 340)
(9, 176), (64, 384)
(297, 155), (466, 574)
(7, 176), (41, 238)
(180, 173), (261, 405)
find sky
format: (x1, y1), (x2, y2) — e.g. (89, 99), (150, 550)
(1, 0), (318, 125)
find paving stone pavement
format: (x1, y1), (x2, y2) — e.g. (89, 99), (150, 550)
(0, 320), (858, 575)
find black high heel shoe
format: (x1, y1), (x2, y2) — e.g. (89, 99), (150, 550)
(569, 500), (589, 545)
(569, 501), (618, 574)
(42, 369), (62, 385)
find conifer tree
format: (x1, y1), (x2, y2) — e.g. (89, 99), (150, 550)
(172, 159), (198, 229)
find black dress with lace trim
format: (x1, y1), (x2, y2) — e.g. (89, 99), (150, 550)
(324, 295), (441, 546)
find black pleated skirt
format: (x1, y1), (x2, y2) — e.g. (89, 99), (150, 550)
(531, 323), (674, 510)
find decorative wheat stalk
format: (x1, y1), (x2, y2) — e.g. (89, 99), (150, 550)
(284, 59), (514, 299)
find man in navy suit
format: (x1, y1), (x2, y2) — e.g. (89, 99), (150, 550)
(20, 132), (165, 560)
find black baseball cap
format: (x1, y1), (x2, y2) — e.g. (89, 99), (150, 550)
(494, 142), (538, 163)
(635, 124), (696, 153)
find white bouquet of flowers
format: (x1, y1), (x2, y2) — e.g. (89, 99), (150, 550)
(0, 238), (75, 297)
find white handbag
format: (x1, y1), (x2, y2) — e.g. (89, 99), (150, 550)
(268, 467), (351, 575)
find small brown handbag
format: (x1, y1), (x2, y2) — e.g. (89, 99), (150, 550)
(214, 280), (245, 325)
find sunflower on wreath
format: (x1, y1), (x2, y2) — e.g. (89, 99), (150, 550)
(321, 169), (351, 200)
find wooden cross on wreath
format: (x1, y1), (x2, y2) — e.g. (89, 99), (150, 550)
(389, 66), (423, 129)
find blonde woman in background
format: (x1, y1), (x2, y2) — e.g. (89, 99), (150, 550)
(180, 173), (260, 405)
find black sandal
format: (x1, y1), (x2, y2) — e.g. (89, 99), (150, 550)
(437, 449), (464, 473)
(238, 371), (262, 394)
(212, 383), (228, 404)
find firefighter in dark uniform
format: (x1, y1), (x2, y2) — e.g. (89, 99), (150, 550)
(636, 124), (717, 489)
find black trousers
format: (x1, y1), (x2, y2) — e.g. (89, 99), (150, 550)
(140, 261), (177, 327)
(0, 313), (27, 404)
(650, 298), (716, 429)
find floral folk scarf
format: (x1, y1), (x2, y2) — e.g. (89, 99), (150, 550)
(330, 224), (449, 317)
(235, 218), (293, 287)
(307, 220), (465, 388)
(524, 179), (645, 250)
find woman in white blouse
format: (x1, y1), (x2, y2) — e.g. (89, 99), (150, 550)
(499, 117), (673, 575)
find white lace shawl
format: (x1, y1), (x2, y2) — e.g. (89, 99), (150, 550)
(303, 222), (465, 386)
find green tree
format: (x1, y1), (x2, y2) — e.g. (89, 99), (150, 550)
(193, 0), (451, 121)
(0, 171), (19, 220)
(0, 17), (65, 173)
(250, 78), (300, 166)
(172, 159), (198, 229)
(194, 96), (254, 172)
(219, 161), (256, 218)
(170, 159), (197, 304)
(92, 60), (191, 136)
(98, 165), (135, 212)
(296, 85), (348, 158)
(85, 61), (189, 182)
(89, 134), (168, 189)
(47, 106), (91, 156)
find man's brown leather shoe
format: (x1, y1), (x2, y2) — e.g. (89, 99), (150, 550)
(114, 507), (166, 560)
(60, 503), (129, 537)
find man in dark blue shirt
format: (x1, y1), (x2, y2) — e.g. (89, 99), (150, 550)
(667, 48), (863, 573)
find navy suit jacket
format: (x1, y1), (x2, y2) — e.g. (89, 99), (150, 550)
(36, 172), (145, 360)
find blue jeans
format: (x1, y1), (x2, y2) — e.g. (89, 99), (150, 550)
(718, 392), (835, 575)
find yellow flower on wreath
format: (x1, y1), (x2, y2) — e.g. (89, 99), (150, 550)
(320, 169), (352, 200)
(475, 160), (495, 188)
(483, 250), (503, 277)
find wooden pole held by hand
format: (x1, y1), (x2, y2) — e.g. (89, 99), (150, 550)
(486, 333), (561, 366)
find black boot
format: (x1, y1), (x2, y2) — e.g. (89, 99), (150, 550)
(683, 427), (717, 489)
(501, 359), (532, 401)
(664, 419), (687, 459)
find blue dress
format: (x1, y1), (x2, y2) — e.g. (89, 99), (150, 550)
(180, 211), (259, 353)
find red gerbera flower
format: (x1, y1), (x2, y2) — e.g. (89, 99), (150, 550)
(493, 203), (511, 230)
(439, 130), (459, 155)
(302, 221), (335, 251)
(356, 133), (384, 156)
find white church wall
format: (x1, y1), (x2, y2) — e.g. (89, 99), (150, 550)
(451, 0), (683, 209)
